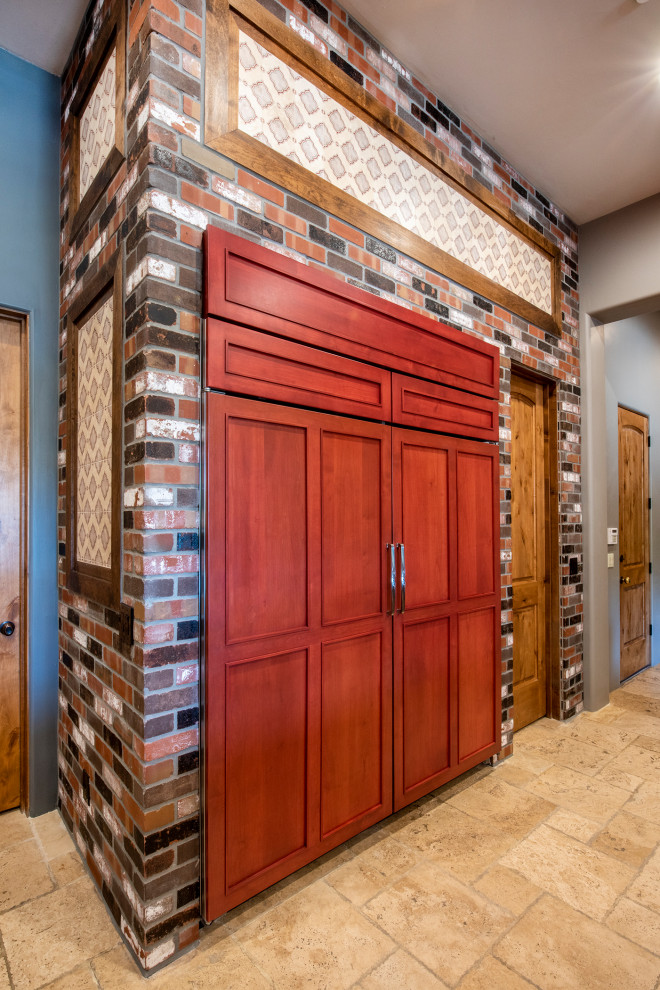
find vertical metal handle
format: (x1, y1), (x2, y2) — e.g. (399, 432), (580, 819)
(398, 543), (406, 614)
(387, 544), (396, 615)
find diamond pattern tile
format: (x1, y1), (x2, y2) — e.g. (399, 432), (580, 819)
(79, 47), (116, 200)
(76, 297), (113, 569)
(237, 35), (552, 315)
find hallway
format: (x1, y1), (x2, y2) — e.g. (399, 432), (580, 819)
(2, 670), (660, 988)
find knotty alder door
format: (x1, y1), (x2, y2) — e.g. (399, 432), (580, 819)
(205, 396), (499, 919)
(618, 406), (650, 681)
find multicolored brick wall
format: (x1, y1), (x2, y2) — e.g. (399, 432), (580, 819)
(58, 0), (581, 969)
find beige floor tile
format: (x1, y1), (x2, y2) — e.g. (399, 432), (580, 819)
(0, 877), (119, 990)
(624, 779), (660, 824)
(457, 955), (536, 990)
(94, 939), (273, 990)
(358, 949), (448, 989)
(610, 691), (660, 719)
(498, 748), (554, 777)
(235, 880), (394, 989)
(635, 733), (660, 754)
(612, 710), (660, 739)
(0, 956), (10, 990)
(489, 762), (538, 787)
(446, 776), (554, 838)
(50, 849), (86, 886)
(604, 743), (660, 783)
(0, 838), (53, 912)
(473, 865), (541, 915)
(591, 809), (660, 867)
(325, 836), (422, 906)
(606, 896), (660, 955)
(627, 848), (660, 914)
(499, 823), (634, 921)
(595, 763), (644, 792)
(31, 810), (76, 861)
(544, 807), (601, 842)
(581, 704), (627, 724)
(618, 670), (660, 699)
(41, 963), (100, 989)
(524, 764), (629, 822)
(363, 860), (512, 986)
(494, 894), (660, 990)
(514, 732), (610, 777)
(566, 716), (639, 754)
(0, 809), (32, 851)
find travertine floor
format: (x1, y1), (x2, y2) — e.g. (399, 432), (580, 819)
(3, 670), (660, 988)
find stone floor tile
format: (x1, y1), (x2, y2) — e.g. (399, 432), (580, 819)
(40, 963), (100, 989)
(358, 949), (448, 989)
(0, 809), (32, 851)
(30, 811), (76, 861)
(494, 894), (660, 990)
(581, 704), (627, 724)
(362, 860), (512, 986)
(595, 763), (645, 792)
(49, 849), (86, 886)
(627, 847), (660, 914)
(0, 877), (120, 990)
(499, 823), (634, 921)
(635, 734), (660, 754)
(544, 807), (601, 842)
(473, 865), (542, 915)
(496, 748), (553, 777)
(488, 762), (537, 787)
(392, 804), (518, 882)
(624, 779), (660, 824)
(446, 775), (554, 838)
(606, 896), (660, 955)
(610, 691), (660, 719)
(613, 710), (660, 739)
(511, 732), (610, 777)
(605, 743), (660, 783)
(235, 880), (394, 989)
(524, 764), (629, 821)
(325, 836), (422, 906)
(591, 809), (660, 867)
(0, 839), (53, 912)
(457, 955), (536, 990)
(0, 956), (9, 990)
(566, 717), (639, 755)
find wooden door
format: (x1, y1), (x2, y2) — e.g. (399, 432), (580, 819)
(0, 314), (25, 812)
(511, 373), (548, 730)
(392, 430), (499, 810)
(618, 406), (650, 681)
(204, 395), (392, 920)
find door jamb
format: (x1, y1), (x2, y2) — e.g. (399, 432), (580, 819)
(1, 308), (30, 811)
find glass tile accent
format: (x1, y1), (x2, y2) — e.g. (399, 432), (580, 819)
(76, 297), (113, 568)
(79, 48), (117, 199)
(237, 34), (552, 315)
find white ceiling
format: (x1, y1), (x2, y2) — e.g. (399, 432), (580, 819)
(2, 0), (660, 224)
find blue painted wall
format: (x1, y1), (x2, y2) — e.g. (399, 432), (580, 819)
(0, 48), (60, 815)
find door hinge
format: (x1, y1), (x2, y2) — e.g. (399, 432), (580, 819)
(648, 435), (652, 447)
(650, 562), (653, 575)
(650, 624), (653, 637)
(649, 497), (652, 511)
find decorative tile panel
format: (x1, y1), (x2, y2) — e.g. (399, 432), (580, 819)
(79, 48), (116, 199)
(237, 34), (552, 315)
(76, 297), (113, 568)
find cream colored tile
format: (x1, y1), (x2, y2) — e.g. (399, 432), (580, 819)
(610, 690), (660, 719)
(473, 865), (541, 915)
(624, 779), (660, 824)
(457, 956), (536, 990)
(595, 763), (644, 792)
(513, 731), (609, 777)
(499, 823), (634, 921)
(614, 710), (660, 739)
(41, 963), (99, 989)
(0, 878), (119, 990)
(236, 881), (393, 989)
(635, 733), (660, 754)
(31, 810), (76, 861)
(50, 850), (86, 886)
(359, 949), (448, 989)
(94, 939), (273, 990)
(544, 807), (601, 842)
(393, 804), (518, 882)
(605, 744), (660, 782)
(490, 762), (537, 787)
(618, 669), (660, 700)
(326, 836), (422, 906)
(0, 839), (53, 911)
(0, 809), (32, 850)
(627, 848), (660, 914)
(495, 894), (660, 990)
(591, 810), (660, 867)
(524, 764), (629, 822)
(502, 749), (554, 777)
(581, 704), (627, 724)
(363, 861), (511, 986)
(446, 776), (554, 838)
(0, 955), (10, 990)
(607, 897), (660, 955)
(566, 716), (639, 754)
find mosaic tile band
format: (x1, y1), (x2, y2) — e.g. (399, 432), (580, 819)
(79, 48), (116, 200)
(237, 35), (552, 315)
(76, 297), (113, 569)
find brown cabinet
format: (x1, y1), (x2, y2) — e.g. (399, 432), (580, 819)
(203, 228), (500, 921)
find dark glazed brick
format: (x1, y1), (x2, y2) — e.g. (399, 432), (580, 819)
(145, 714), (175, 738)
(145, 441), (175, 460)
(177, 532), (199, 551)
(309, 225), (346, 253)
(177, 880), (200, 908)
(177, 620), (199, 640)
(286, 197), (327, 226)
(330, 51), (363, 85)
(413, 278), (437, 299)
(425, 299), (449, 319)
(347, 17), (380, 53)
(178, 575), (199, 597)
(142, 816), (200, 856)
(365, 270), (395, 294)
(365, 237), (396, 263)
(178, 751), (199, 774)
(258, 0), (286, 20)
(395, 107), (424, 136)
(473, 295), (493, 313)
(237, 210), (283, 243)
(410, 103), (437, 133)
(327, 252), (362, 279)
(424, 100), (449, 129)
(177, 706), (199, 729)
(299, 0), (328, 22)
(511, 179), (528, 198)
(436, 99), (461, 127)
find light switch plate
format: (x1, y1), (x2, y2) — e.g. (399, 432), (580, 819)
(608, 552), (614, 568)
(607, 527), (618, 544)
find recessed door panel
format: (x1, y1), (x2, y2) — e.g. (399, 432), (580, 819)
(226, 649), (309, 888)
(619, 406), (650, 681)
(456, 449), (496, 599)
(320, 632), (389, 837)
(226, 415), (308, 642)
(457, 608), (497, 762)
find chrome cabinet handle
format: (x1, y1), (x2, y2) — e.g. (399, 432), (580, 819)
(398, 543), (406, 614)
(387, 544), (396, 615)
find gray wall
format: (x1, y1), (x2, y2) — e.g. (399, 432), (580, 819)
(0, 48), (60, 815)
(603, 314), (660, 688)
(580, 196), (660, 709)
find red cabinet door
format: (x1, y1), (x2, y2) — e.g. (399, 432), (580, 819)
(205, 395), (392, 920)
(392, 430), (499, 810)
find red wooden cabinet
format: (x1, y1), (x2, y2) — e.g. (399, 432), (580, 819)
(203, 229), (500, 921)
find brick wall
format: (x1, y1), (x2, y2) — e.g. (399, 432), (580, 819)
(58, 0), (581, 969)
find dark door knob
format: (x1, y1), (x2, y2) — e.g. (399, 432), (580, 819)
(0, 621), (15, 637)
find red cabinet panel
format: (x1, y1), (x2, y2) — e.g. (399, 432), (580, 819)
(393, 373), (497, 441)
(458, 607), (499, 762)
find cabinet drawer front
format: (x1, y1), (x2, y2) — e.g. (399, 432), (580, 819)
(393, 374), (497, 440)
(207, 320), (391, 420)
